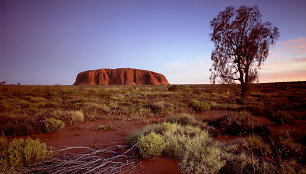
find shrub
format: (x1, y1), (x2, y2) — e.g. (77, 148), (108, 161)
(219, 138), (277, 174)
(210, 103), (241, 111)
(166, 114), (196, 126)
(162, 123), (202, 158)
(147, 101), (173, 115)
(245, 104), (265, 116)
(45, 117), (65, 133)
(274, 131), (304, 162)
(268, 111), (294, 125)
(126, 129), (145, 145)
(136, 132), (166, 159)
(32, 102), (46, 108)
(189, 99), (210, 112)
(29, 97), (47, 103)
(180, 139), (225, 174)
(0, 137), (7, 149)
(162, 123), (224, 173)
(127, 123), (225, 173)
(73, 102), (83, 109)
(212, 111), (270, 136)
(126, 123), (164, 145)
(166, 115), (217, 135)
(278, 159), (306, 174)
(235, 97), (245, 105)
(69, 111), (84, 123)
(163, 133), (187, 158)
(0, 138), (48, 167)
(0, 102), (14, 112)
(168, 85), (181, 91)
(44, 101), (60, 108)
(243, 134), (272, 156)
(13, 99), (31, 109)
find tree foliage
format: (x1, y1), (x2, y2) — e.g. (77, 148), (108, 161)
(209, 6), (279, 97)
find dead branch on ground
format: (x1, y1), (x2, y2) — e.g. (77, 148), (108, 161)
(22, 144), (139, 174)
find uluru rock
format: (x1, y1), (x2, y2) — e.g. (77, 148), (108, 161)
(73, 68), (169, 85)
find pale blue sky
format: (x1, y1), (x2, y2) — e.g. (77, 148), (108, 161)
(1, 0), (305, 84)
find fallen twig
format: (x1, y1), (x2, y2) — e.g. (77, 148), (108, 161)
(22, 144), (139, 174)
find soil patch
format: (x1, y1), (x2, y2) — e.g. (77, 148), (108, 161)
(23, 116), (181, 173)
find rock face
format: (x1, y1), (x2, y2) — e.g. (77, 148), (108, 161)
(73, 68), (169, 85)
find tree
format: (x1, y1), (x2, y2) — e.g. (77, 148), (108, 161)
(209, 6), (279, 98)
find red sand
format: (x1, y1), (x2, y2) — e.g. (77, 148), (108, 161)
(4, 111), (304, 173)
(27, 117), (181, 174)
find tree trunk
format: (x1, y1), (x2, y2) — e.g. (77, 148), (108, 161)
(237, 56), (246, 98)
(243, 66), (249, 98)
(241, 82), (246, 98)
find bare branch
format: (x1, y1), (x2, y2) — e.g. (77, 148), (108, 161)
(22, 144), (140, 174)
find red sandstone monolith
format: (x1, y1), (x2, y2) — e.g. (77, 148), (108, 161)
(73, 68), (169, 85)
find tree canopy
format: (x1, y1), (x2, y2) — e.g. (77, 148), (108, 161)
(209, 6), (279, 97)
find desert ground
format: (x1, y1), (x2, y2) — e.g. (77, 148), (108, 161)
(0, 82), (305, 173)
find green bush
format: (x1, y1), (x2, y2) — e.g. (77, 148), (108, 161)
(147, 101), (174, 115)
(127, 122), (225, 173)
(69, 110), (84, 123)
(0, 138), (48, 167)
(162, 124), (197, 158)
(166, 114), (197, 126)
(189, 99), (210, 112)
(219, 138), (276, 174)
(180, 138), (225, 174)
(126, 123), (165, 145)
(45, 117), (65, 133)
(166, 115), (217, 135)
(163, 123), (224, 173)
(163, 133), (187, 158)
(136, 132), (166, 159)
